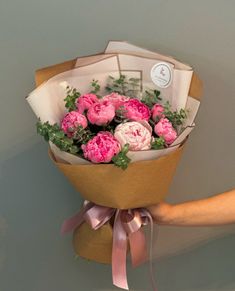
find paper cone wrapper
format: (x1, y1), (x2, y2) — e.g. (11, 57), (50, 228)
(73, 222), (113, 264)
(49, 143), (185, 209)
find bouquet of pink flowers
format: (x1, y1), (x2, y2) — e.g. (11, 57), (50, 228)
(27, 41), (202, 290)
(36, 75), (188, 169)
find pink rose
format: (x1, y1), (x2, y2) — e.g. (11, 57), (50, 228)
(122, 99), (151, 121)
(114, 121), (152, 151)
(103, 93), (130, 110)
(61, 111), (88, 138)
(82, 131), (121, 163)
(87, 100), (115, 126)
(76, 93), (99, 114)
(151, 104), (165, 121)
(154, 118), (177, 145)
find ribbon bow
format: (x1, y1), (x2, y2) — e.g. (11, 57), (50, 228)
(61, 202), (157, 290)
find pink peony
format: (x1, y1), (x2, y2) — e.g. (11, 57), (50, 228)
(103, 93), (130, 110)
(154, 118), (177, 145)
(82, 131), (121, 163)
(114, 121), (152, 151)
(151, 104), (165, 121)
(61, 111), (88, 138)
(87, 100), (115, 126)
(122, 99), (151, 121)
(76, 93), (99, 114)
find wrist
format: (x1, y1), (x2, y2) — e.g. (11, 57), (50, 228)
(148, 202), (175, 225)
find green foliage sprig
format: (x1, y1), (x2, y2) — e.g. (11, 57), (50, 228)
(36, 120), (78, 154)
(163, 101), (187, 128)
(105, 75), (140, 97)
(64, 86), (80, 111)
(112, 144), (131, 170)
(90, 79), (101, 95)
(127, 77), (141, 97)
(141, 89), (162, 108)
(72, 126), (95, 144)
(151, 137), (165, 150)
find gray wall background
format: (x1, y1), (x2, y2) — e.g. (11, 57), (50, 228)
(0, 0), (235, 290)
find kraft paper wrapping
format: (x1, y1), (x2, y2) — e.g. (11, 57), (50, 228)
(49, 144), (185, 209)
(32, 41), (202, 264)
(73, 222), (113, 264)
(52, 142), (184, 264)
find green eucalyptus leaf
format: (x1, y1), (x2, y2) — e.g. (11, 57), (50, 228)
(163, 102), (187, 129)
(105, 75), (140, 96)
(36, 119), (80, 154)
(64, 86), (80, 111)
(112, 144), (131, 170)
(151, 137), (165, 149)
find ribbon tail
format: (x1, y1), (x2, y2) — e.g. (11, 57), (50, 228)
(129, 228), (148, 267)
(112, 211), (129, 290)
(145, 210), (158, 291)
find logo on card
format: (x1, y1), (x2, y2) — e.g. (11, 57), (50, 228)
(150, 62), (172, 88)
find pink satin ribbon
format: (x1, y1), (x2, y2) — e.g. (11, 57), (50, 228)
(61, 202), (157, 291)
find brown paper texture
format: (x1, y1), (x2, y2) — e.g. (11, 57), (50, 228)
(49, 143), (185, 209)
(73, 222), (113, 264)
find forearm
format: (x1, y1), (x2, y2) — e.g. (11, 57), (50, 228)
(150, 189), (235, 226)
